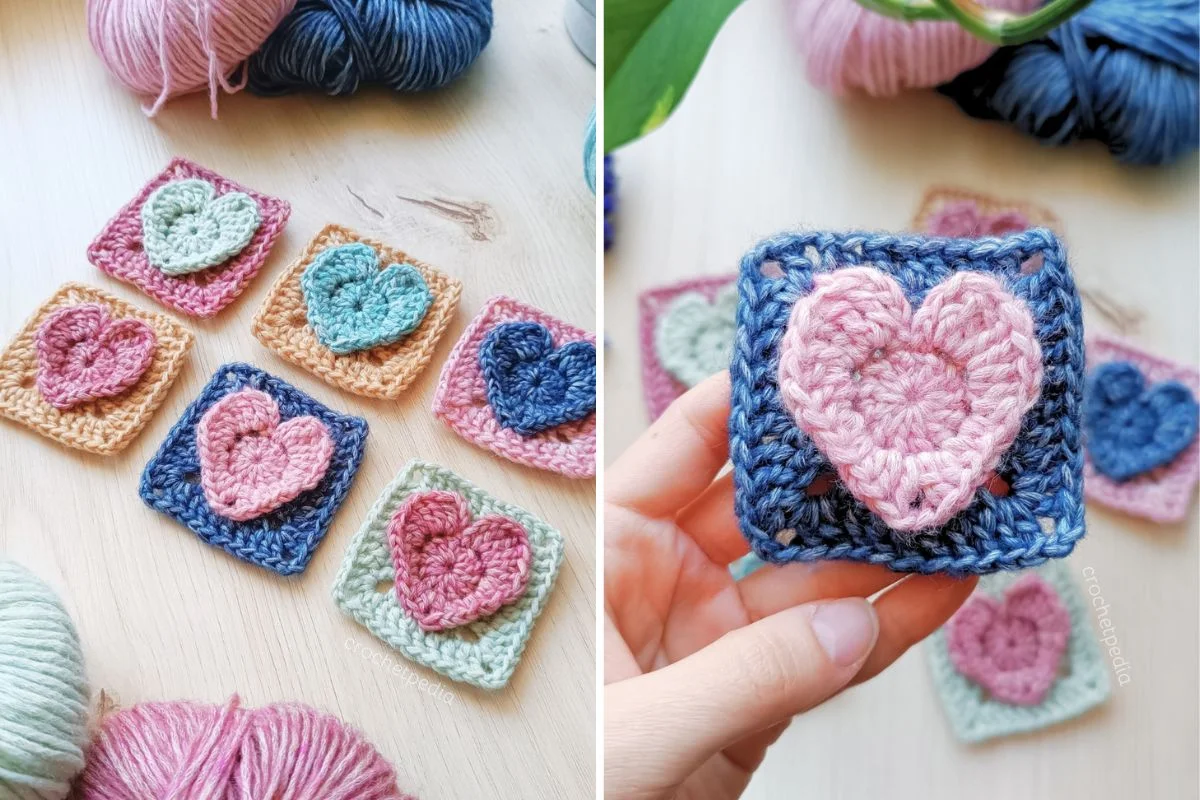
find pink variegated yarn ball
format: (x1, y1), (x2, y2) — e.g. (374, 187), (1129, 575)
(86, 0), (296, 117)
(75, 696), (414, 799)
(790, 0), (1039, 96)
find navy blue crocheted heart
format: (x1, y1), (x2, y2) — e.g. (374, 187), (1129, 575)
(1085, 361), (1199, 481)
(480, 322), (596, 436)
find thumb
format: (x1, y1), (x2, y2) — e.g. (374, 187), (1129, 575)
(605, 598), (878, 792)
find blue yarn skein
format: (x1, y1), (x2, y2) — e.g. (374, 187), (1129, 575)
(940, 0), (1199, 165)
(246, 0), (492, 96)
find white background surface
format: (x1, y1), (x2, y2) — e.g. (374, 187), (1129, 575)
(603, 1), (1199, 797)
(0, 1), (596, 797)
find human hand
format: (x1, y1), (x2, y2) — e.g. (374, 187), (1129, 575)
(604, 372), (978, 799)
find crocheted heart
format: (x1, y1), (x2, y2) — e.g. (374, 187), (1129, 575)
(1085, 361), (1199, 481)
(926, 200), (1030, 238)
(388, 490), (532, 632)
(655, 284), (738, 387)
(141, 178), (261, 276)
(480, 321), (597, 436)
(35, 304), (156, 410)
(196, 388), (334, 522)
(301, 243), (432, 355)
(947, 574), (1070, 706)
(778, 267), (1043, 532)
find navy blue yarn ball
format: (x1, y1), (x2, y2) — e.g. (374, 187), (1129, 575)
(940, 0), (1199, 165)
(246, 0), (492, 97)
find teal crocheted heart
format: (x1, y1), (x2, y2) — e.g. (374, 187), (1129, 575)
(301, 243), (433, 355)
(141, 179), (261, 276)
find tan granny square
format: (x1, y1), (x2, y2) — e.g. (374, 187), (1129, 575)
(913, 186), (1060, 235)
(252, 224), (462, 398)
(0, 282), (193, 455)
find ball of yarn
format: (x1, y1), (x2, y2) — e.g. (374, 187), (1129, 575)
(790, 0), (1039, 96)
(75, 696), (413, 799)
(0, 561), (90, 799)
(584, 107), (597, 194)
(940, 0), (1199, 165)
(86, 0), (298, 116)
(245, 0), (493, 96)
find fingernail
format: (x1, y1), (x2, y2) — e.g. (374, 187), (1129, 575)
(809, 598), (877, 667)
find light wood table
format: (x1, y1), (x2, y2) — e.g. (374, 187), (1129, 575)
(604, 2), (1199, 797)
(0, 2), (595, 797)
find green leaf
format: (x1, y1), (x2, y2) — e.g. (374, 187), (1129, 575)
(604, 0), (745, 152)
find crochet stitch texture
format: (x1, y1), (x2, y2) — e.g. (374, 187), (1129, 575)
(0, 283), (192, 455)
(914, 186), (1059, 238)
(333, 461), (565, 690)
(433, 296), (597, 479)
(197, 389), (335, 522)
(35, 304), (157, 410)
(301, 242), (433, 355)
(638, 275), (738, 421)
(88, 158), (290, 318)
(730, 229), (1086, 575)
(141, 178), (261, 276)
(927, 560), (1110, 743)
(480, 322), (597, 436)
(388, 490), (532, 632)
(140, 363), (368, 576)
(1083, 335), (1200, 523)
(253, 225), (461, 398)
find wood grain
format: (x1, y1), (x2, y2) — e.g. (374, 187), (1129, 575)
(0, 1), (596, 797)
(603, 2), (1199, 798)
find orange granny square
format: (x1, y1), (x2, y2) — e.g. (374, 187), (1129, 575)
(914, 187), (1059, 237)
(0, 283), (193, 455)
(252, 224), (462, 398)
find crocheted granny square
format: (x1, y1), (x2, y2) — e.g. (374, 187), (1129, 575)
(1083, 335), (1200, 524)
(139, 363), (368, 576)
(252, 224), (462, 398)
(638, 275), (737, 421)
(432, 296), (596, 479)
(0, 283), (193, 455)
(332, 461), (565, 690)
(730, 229), (1086, 575)
(926, 560), (1110, 743)
(88, 158), (291, 318)
(914, 186), (1059, 237)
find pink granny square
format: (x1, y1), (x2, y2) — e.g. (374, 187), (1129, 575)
(432, 296), (596, 479)
(639, 275), (737, 421)
(1085, 334), (1200, 523)
(87, 158), (291, 318)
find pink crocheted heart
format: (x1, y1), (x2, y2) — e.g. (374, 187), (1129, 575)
(947, 574), (1070, 705)
(388, 490), (532, 632)
(197, 388), (333, 522)
(35, 304), (156, 410)
(778, 267), (1042, 531)
(926, 200), (1030, 238)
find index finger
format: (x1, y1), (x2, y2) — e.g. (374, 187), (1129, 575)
(604, 371), (731, 519)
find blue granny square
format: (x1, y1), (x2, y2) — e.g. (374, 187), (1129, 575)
(730, 229), (1086, 576)
(139, 363), (368, 576)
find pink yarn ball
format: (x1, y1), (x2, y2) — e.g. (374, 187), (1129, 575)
(790, 0), (1040, 96)
(75, 696), (414, 799)
(86, 0), (296, 117)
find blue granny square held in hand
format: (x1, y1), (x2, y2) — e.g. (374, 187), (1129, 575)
(729, 229), (1087, 576)
(139, 363), (368, 576)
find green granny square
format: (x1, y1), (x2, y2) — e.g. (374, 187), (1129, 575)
(332, 460), (565, 690)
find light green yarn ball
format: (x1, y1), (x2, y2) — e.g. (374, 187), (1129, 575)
(0, 562), (89, 800)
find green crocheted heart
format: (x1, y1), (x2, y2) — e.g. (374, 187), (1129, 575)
(141, 179), (261, 276)
(655, 284), (738, 387)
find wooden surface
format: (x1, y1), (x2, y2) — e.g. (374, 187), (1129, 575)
(603, 2), (1199, 798)
(0, 2), (595, 798)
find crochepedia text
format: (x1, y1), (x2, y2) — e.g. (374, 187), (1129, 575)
(1080, 566), (1132, 687)
(344, 637), (456, 704)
